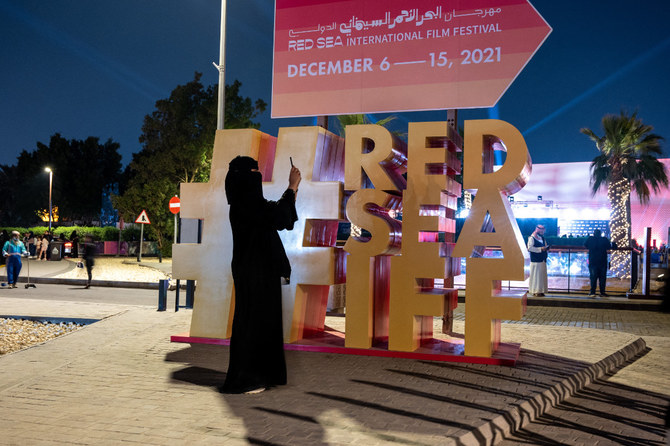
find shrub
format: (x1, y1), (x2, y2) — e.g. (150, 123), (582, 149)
(121, 227), (142, 242)
(2, 226), (119, 242)
(101, 226), (119, 241)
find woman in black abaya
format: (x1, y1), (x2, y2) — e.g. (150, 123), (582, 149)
(220, 156), (301, 394)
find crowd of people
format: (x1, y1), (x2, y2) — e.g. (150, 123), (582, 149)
(0, 230), (83, 262)
(1, 229), (95, 289)
(525, 227), (670, 298)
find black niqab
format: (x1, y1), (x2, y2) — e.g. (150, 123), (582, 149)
(225, 156), (263, 207)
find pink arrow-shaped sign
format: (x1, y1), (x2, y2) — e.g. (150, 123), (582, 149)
(272, 0), (552, 117)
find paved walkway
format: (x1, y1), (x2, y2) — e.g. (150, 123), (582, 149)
(0, 279), (668, 445)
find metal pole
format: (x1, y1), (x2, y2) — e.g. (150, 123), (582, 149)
(175, 280), (180, 312)
(158, 279), (167, 311)
(48, 170), (53, 233)
(138, 224), (144, 262)
(316, 116), (328, 130)
(175, 216), (180, 311)
(214, 0), (227, 130)
(567, 248), (571, 294)
(642, 227), (652, 296)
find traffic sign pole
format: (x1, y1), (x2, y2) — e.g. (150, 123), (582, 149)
(138, 223), (144, 262)
(169, 196), (181, 244)
(134, 209), (151, 262)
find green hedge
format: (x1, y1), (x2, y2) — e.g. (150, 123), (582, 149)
(1, 226), (155, 242)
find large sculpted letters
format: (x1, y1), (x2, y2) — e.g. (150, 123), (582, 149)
(389, 122), (462, 352)
(452, 120), (531, 357)
(343, 125), (405, 349)
(176, 119), (531, 360)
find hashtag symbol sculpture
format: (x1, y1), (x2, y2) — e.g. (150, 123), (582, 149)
(173, 127), (343, 342)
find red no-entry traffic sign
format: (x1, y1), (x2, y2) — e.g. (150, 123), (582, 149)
(169, 196), (181, 215)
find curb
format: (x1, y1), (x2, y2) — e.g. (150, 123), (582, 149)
(456, 295), (662, 311)
(9, 276), (159, 290)
(0, 315), (100, 325)
(525, 297), (662, 311)
(454, 337), (647, 445)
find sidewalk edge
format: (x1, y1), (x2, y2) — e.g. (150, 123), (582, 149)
(10, 277), (158, 289)
(454, 337), (647, 446)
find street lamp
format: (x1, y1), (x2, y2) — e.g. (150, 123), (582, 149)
(212, 0), (227, 130)
(44, 167), (53, 233)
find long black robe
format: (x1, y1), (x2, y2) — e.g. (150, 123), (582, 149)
(221, 156), (298, 393)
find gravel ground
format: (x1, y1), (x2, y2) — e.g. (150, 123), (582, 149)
(1, 258), (169, 356)
(0, 318), (84, 356)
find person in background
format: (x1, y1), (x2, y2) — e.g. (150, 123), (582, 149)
(81, 235), (96, 289)
(0, 230), (9, 266)
(527, 224), (549, 297)
(584, 229), (613, 297)
(45, 231), (53, 260)
(70, 230), (79, 258)
(22, 232), (30, 254)
(2, 231), (28, 288)
(630, 239), (642, 293)
(26, 231), (36, 257)
(38, 234), (49, 260)
(660, 243), (667, 265)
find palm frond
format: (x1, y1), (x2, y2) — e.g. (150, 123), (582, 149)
(580, 128), (604, 152)
(631, 178), (651, 205)
(589, 154), (610, 196)
(373, 115), (394, 126)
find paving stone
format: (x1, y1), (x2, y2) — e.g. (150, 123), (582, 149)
(0, 294), (668, 445)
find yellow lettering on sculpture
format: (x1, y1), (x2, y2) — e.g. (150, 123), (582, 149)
(389, 122), (461, 352)
(344, 189), (401, 348)
(452, 119), (531, 357)
(343, 124), (404, 349)
(176, 120), (532, 360)
(344, 124), (406, 191)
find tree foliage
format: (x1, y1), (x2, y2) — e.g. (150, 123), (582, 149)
(0, 134), (122, 226)
(583, 111), (667, 205)
(112, 73), (267, 253)
(581, 111), (667, 278)
(0, 164), (21, 225)
(332, 114), (399, 138)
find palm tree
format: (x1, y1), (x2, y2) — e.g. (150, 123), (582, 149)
(581, 111), (667, 278)
(332, 114), (399, 137)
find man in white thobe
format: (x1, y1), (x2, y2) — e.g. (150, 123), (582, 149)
(527, 224), (549, 297)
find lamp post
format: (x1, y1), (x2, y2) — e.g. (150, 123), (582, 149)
(44, 167), (53, 233)
(212, 0), (227, 130)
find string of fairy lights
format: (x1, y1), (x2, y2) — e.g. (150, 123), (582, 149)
(608, 177), (631, 278)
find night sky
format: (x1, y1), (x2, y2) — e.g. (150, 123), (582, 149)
(1, 0), (669, 166)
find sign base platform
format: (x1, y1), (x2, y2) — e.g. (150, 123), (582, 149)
(171, 328), (520, 366)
